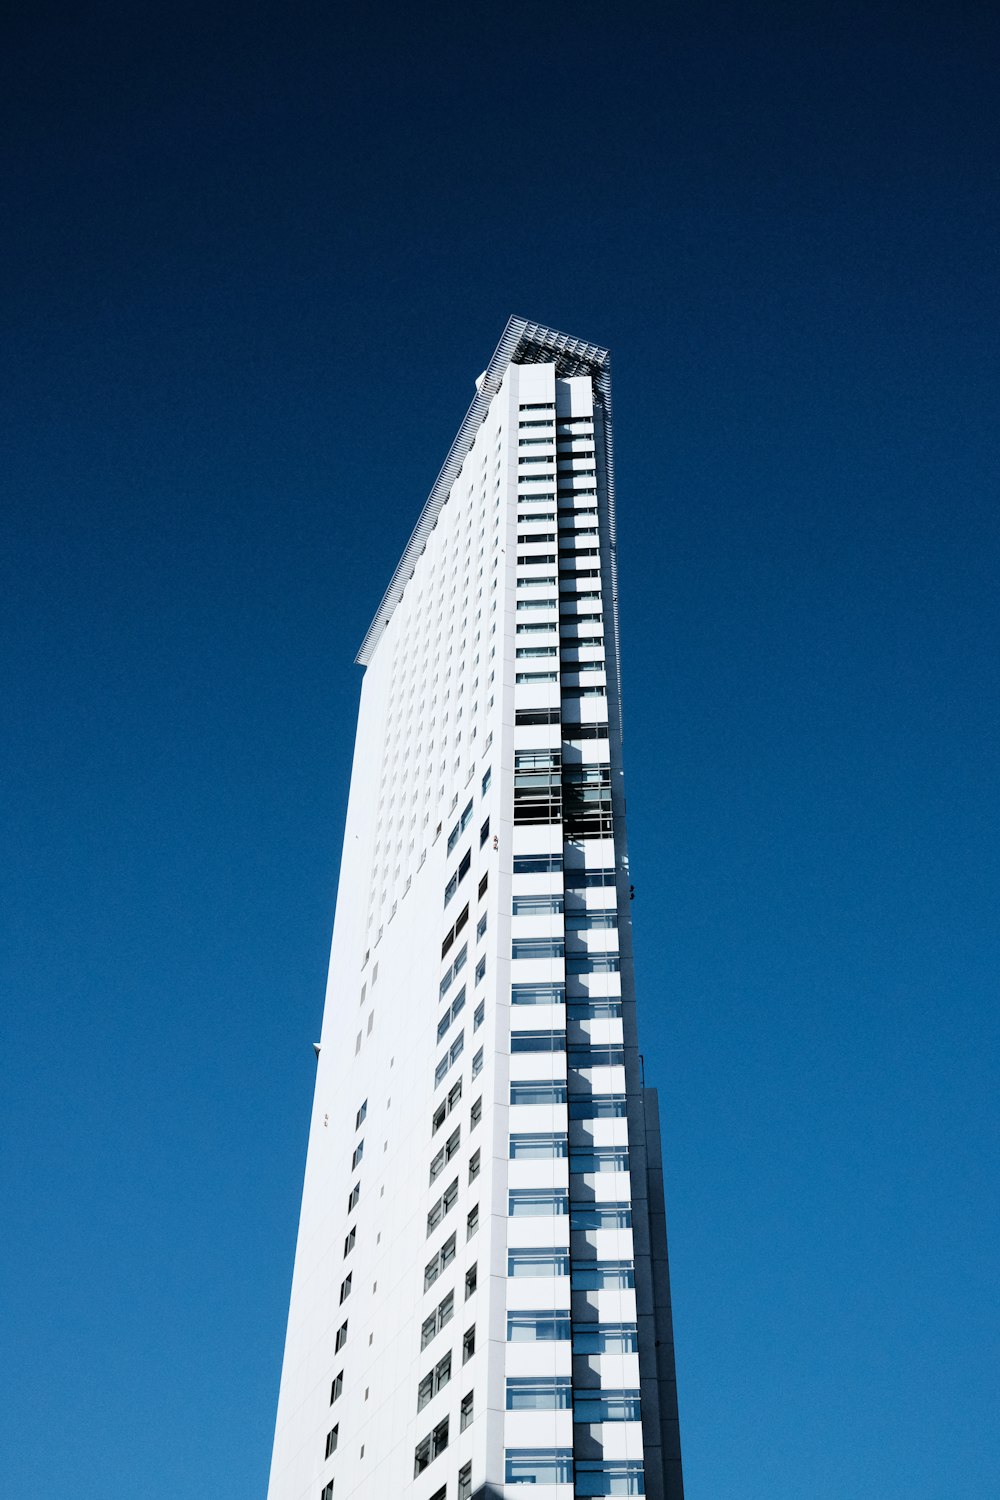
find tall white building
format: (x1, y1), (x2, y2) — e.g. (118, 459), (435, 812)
(267, 319), (684, 1500)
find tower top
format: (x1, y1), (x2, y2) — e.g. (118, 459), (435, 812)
(355, 316), (614, 666)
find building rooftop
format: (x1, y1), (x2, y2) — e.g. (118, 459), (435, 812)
(355, 316), (616, 666)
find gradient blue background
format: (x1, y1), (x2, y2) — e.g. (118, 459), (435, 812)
(3, 3), (998, 1496)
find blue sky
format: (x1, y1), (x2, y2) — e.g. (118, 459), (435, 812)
(2, 3), (998, 1497)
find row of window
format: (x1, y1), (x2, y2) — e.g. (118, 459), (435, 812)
(507, 1317), (638, 1350)
(510, 1085), (626, 1113)
(513, 989), (621, 1018)
(504, 1452), (644, 1492)
(507, 1252), (634, 1287)
(508, 1194), (632, 1226)
(512, 946), (620, 973)
(505, 1380), (640, 1420)
(509, 1133), (628, 1166)
(510, 1036), (624, 1064)
(513, 903), (618, 926)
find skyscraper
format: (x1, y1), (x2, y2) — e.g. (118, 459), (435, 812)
(267, 318), (684, 1500)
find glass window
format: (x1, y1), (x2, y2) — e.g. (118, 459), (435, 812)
(504, 1449), (574, 1484)
(572, 1322), (638, 1354)
(512, 894), (564, 915)
(510, 1080), (567, 1106)
(507, 1248), (570, 1277)
(512, 853), (562, 872)
(509, 1132), (567, 1159)
(570, 1203), (632, 1230)
(508, 1188), (569, 1216)
(506, 1377), (572, 1410)
(568, 1043), (625, 1066)
(574, 1459), (646, 1495)
(571, 1260), (635, 1291)
(573, 1390), (642, 1424)
(569, 1093), (626, 1119)
(511, 982), (565, 1006)
(511, 1029), (565, 1052)
(570, 1147), (629, 1173)
(511, 938), (564, 959)
(507, 1313), (572, 1342)
(566, 954), (620, 974)
(565, 909), (618, 930)
(567, 998), (622, 1019)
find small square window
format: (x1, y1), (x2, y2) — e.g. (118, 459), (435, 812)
(465, 1262), (478, 1299)
(462, 1324), (476, 1363)
(460, 1390), (474, 1430)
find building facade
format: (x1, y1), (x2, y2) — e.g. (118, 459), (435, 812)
(267, 319), (684, 1500)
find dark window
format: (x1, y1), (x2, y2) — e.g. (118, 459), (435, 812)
(515, 708), (560, 725)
